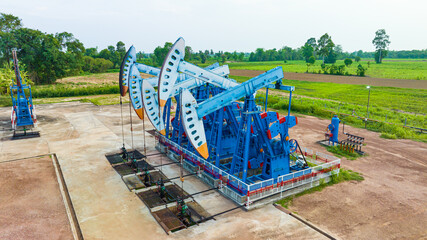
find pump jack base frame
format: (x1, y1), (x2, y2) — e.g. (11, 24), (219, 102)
(317, 140), (365, 155)
(12, 130), (40, 140)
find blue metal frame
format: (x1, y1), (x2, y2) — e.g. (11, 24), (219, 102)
(10, 49), (35, 131)
(121, 38), (310, 190)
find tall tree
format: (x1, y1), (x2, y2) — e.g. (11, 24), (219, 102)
(0, 13), (23, 67)
(334, 44), (343, 59)
(0, 13), (21, 33)
(306, 37), (317, 57)
(317, 33), (335, 63)
(13, 28), (74, 84)
(280, 46), (293, 60)
(372, 29), (390, 63)
(254, 48), (264, 61)
(199, 51), (206, 63)
(238, 52), (244, 61)
(301, 43), (314, 62)
(55, 32), (85, 75)
(184, 46), (193, 61)
(84, 47), (98, 58)
(152, 42), (172, 67)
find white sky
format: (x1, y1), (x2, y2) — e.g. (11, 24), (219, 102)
(2, 0), (426, 53)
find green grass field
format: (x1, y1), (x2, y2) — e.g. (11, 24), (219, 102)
(230, 75), (426, 141)
(226, 60), (427, 80)
(231, 75), (426, 115)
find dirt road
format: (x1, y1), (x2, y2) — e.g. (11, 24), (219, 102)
(288, 115), (427, 239)
(230, 69), (427, 89)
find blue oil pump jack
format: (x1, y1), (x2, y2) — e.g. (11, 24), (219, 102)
(10, 49), (37, 136)
(120, 37), (310, 186)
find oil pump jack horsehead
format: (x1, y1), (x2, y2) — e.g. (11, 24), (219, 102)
(119, 43), (232, 136)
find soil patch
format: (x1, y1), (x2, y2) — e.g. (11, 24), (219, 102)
(287, 115), (427, 239)
(0, 156), (74, 240)
(230, 69), (427, 89)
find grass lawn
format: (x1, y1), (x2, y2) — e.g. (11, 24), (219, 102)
(231, 75), (427, 116)
(230, 75), (426, 141)
(225, 60), (427, 80)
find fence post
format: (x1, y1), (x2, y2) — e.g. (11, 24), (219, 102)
(405, 118), (407, 126)
(385, 114), (387, 122)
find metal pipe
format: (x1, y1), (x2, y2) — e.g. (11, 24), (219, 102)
(265, 87), (269, 112)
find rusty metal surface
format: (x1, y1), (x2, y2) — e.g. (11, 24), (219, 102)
(165, 185), (188, 200)
(112, 160), (153, 176)
(152, 208), (185, 232)
(112, 163), (135, 176)
(136, 160), (154, 171)
(138, 171), (168, 186)
(105, 153), (124, 165)
(123, 175), (145, 190)
(105, 150), (145, 165)
(137, 190), (165, 209)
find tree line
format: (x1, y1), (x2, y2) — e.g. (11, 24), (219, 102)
(1, 12), (425, 85)
(136, 42), (246, 67)
(0, 13), (124, 85)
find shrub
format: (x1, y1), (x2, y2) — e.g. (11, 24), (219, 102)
(0, 66), (33, 94)
(344, 58), (353, 67)
(337, 65), (346, 75)
(82, 56), (114, 73)
(381, 132), (397, 139)
(32, 85), (119, 98)
(329, 64), (338, 75)
(356, 64), (366, 76)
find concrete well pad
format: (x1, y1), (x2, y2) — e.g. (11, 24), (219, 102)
(0, 102), (328, 240)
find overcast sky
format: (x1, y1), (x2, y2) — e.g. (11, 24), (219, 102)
(2, 0), (426, 53)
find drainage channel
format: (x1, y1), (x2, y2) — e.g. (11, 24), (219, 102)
(105, 149), (214, 234)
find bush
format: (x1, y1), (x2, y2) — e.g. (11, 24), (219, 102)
(355, 56), (361, 62)
(32, 85), (119, 98)
(337, 65), (345, 75)
(381, 132), (397, 139)
(344, 58), (353, 67)
(0, 66), (33, 94)
(82, 56), (114, 73)
(356, 64), (366, 76)
(329, 64), (338, 75)
(321, 63), (326, 71)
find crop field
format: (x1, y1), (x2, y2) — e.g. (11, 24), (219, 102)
(225, 59), (427, 80)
